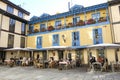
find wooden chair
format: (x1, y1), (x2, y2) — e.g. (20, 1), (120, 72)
(48, 61), (55, 68)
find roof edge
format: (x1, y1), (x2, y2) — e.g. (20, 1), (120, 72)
(1, 0), (30, 15)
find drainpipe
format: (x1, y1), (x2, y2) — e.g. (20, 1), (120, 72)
(0, 12), (4, 37)
(108, 6), (115, 43)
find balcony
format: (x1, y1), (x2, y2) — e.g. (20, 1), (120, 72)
(27, 17), (108, 35)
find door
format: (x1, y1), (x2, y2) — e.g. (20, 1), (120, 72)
(58, 51), (63, 60)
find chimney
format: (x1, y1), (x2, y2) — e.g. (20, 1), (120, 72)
(68, 2), (70, 11)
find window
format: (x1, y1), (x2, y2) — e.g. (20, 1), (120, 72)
(20, 37), (25, 48)
(8, 34), (14, 48)
(42, 51), (47, 60)
(7, 5), (14, 14)
(9, 18), (15, 33)
(29, 25), (34, 33)
(93, 28), (103, 44)
(37, 36), (42, 48)
(92, 12), (100, 21)
(55, 20), (61, 28)
(52, 34), (59, 46)
(40, 24), (46, 31)
(98, 49), (104, 58)
(21, 23), (26, 35)
(18, 11), (23, 18)
(58, 51), (63, 60)
(73, 17), (80, 26)
(72, 31), (80, 46)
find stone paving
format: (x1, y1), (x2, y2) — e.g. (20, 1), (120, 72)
(0, 66), (120, 80)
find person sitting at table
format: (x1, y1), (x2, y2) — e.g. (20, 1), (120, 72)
(48, 57), (55, 68)
(97, 56), (104, 66)
(101, 57), (108, 71)
(90, 56), (96, 64)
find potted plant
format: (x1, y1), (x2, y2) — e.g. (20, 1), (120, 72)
(66, 22), (73, 28)
(34, 29), (39, 33)
(41, 27), (46, 32)
(87, 18), (96, 25)
(76, 20), (85, 26)
(98, 17), (107, 22)
(55, 24), (62, 30)
(48, 25), (54, 31)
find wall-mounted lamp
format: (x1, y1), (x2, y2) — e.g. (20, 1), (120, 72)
(62, 35), (66, 43)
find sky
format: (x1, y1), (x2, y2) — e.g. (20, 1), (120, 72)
(9, 0), (107, 19)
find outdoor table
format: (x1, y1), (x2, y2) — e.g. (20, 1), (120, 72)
(92, 62), (102, 71)
(59, 61), (69, 70)
(111, 62), (120, 72)
(4, 60), (10, 65)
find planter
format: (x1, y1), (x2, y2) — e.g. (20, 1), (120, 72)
(34, 29), (39, 33)
(67, 22), (73, 28)
(98, 17), (107, 22)
(48, 26), (54, 31)
(41, 28), (46, 32)
(87, 19), (96, 25)
(76, 20), (85, 26)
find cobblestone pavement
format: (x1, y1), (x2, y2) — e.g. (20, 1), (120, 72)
(0, 66), (120, 80)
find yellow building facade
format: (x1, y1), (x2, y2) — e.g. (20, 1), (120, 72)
(27, 3), (119, 65)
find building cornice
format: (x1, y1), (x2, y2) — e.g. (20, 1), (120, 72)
(1, 0), (30, 15)
(0, 8), (28, 23)
(28, 3), (108, 24)
(108, 0), (120, 6)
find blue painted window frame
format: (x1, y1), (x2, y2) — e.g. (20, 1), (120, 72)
(93, 28), (103, 44)
(37, 36), (42, 48)
(7, 5), (14, 14)
(55, 20), (61, 28)
(52, 34), (59, 46)
(92, 12), (100, 21)
(73, 16), (80, 26)
(72, 31), (80, 46)
(40, 24), (46, 31)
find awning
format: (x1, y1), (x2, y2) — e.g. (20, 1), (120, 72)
(4, 47), (38, 51)
(43, 46), (68, 50)
(4, 47), (25, 51)
(87, 43), (120, 49)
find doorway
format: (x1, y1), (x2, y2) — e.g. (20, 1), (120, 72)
(58, 50), (63, 60)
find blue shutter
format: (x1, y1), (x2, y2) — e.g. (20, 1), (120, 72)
(98, 28), (103, 43)
(37, 37), (42, 48)
(72, 32), (75, 46)
(76, 32), (80, 46)
(93, 29), (96, 44)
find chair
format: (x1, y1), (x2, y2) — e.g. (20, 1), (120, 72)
(101, 62), (108, 72)
(48, 61), (55, 68)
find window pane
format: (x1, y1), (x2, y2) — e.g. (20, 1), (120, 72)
(55, 20), (61, 28)
(9, 18), (15, 32)
(73, 17), (80, 25)
(40, 24), (46, 31)
(92, 12), (100, 21)
(21, 37), (25, 48)
(18, 11), (23, 18)
(37, 37), (42, 48)
(72, 31), (80, 46)
(93, 28), (103, 44)
(8, 34), (14, 48)
(7, 5), (14, 14)
(29, 25), (34, 33)
(53, 34), (59, 46)
(21, 23), (26, 35)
